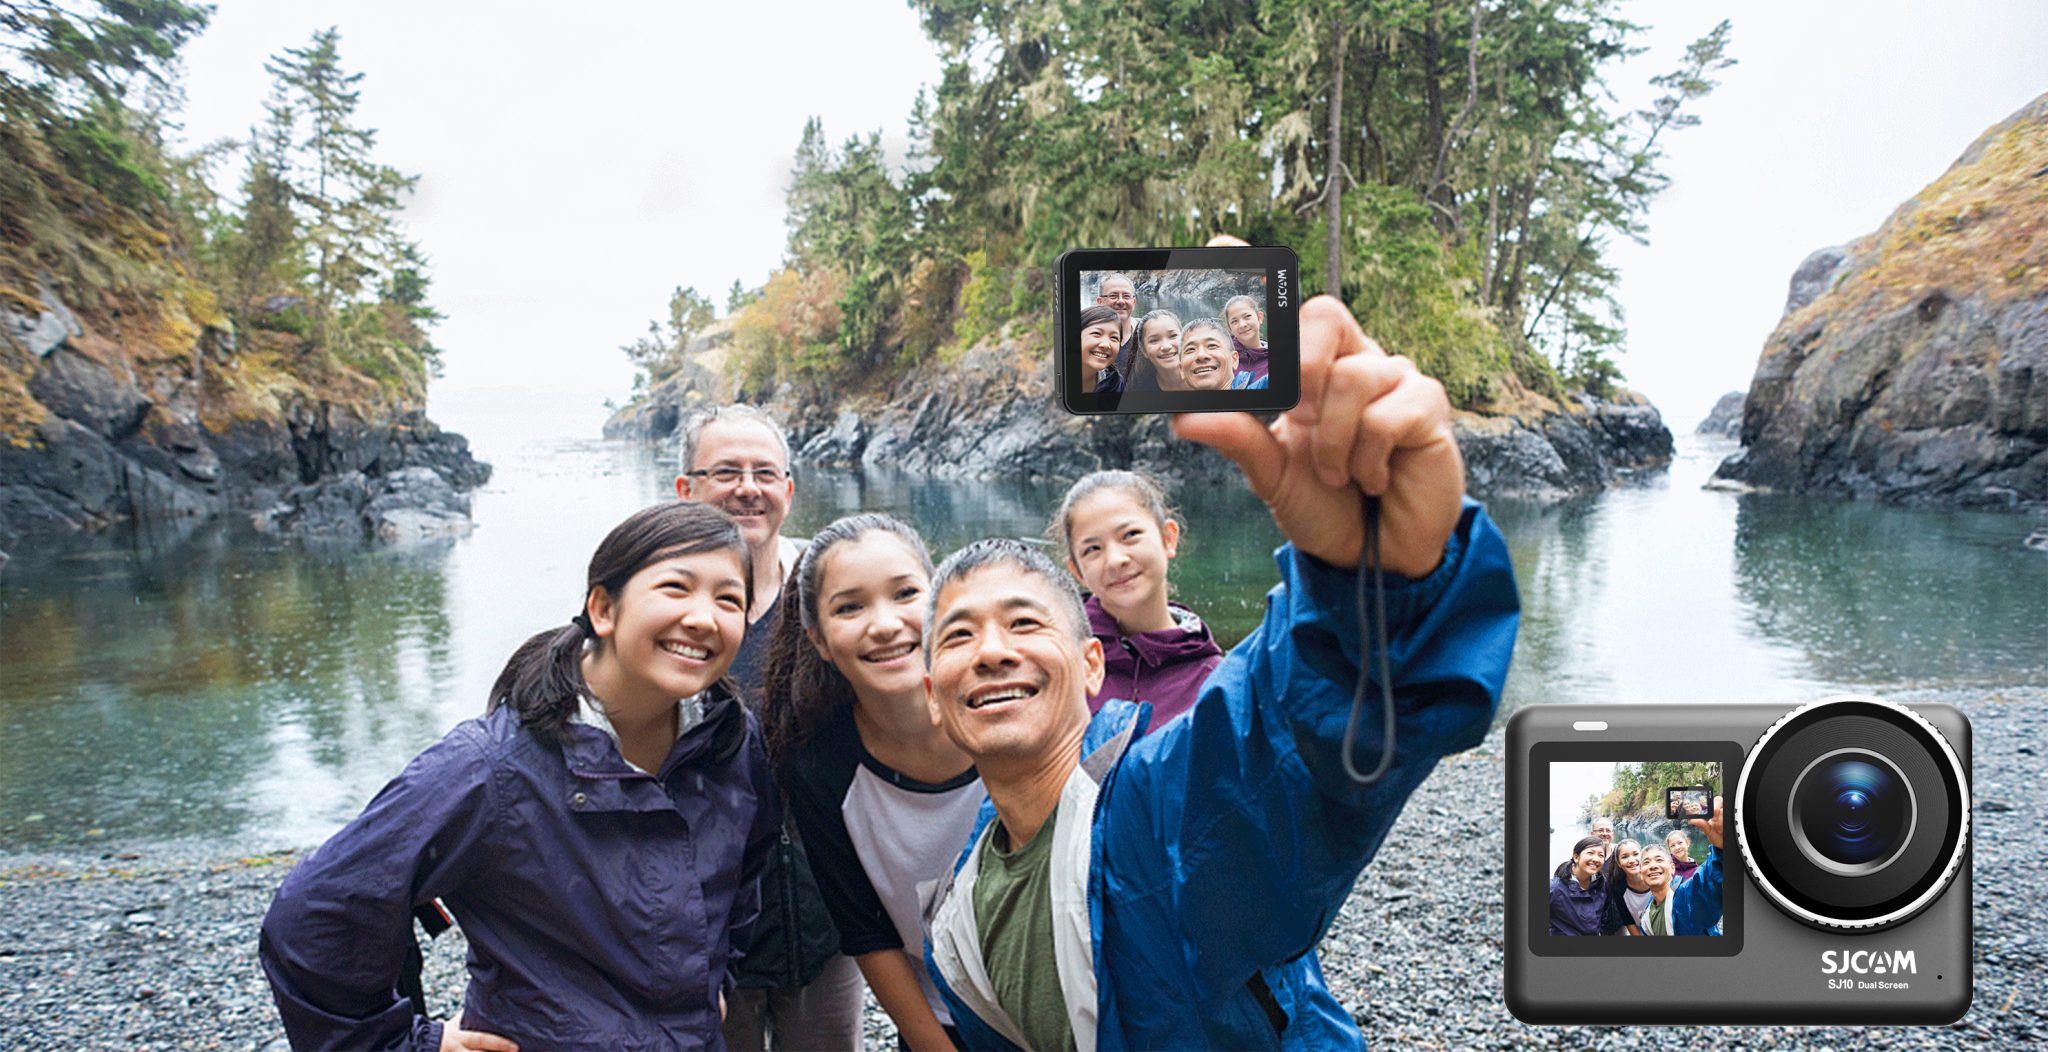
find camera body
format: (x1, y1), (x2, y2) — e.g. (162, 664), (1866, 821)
(1505, 696), (1972, 1024)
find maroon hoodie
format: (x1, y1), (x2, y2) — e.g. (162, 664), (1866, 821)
(1232, 336), (1270, 384)
(1084, 594), (1225, 729)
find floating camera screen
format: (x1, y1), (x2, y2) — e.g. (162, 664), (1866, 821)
(1057, 246), (1299, 415)
(1542, 758), (1730, 948)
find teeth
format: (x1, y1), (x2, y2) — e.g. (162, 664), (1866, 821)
(865, 644), (916, 662)
(968, 687), (1031, 709)
(661, 641), (711, 660)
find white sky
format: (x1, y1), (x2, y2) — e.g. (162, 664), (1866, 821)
(169, 2), (2048, 441)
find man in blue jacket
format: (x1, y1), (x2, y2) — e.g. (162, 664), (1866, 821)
(918, 292), (1521, 1049)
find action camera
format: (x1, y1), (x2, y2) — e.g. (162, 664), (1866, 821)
(1505, 695), (1972, 1025)
(1055, 245), (1300, 415)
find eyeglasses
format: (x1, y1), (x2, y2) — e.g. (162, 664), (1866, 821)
(685, 466), (788, 486)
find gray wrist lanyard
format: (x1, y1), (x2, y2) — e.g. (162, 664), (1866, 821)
(1342, 493), (1396, 784)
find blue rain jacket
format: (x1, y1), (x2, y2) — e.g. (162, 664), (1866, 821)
(928, 500), (1519, 1050)
(260, 687), (780, 1050)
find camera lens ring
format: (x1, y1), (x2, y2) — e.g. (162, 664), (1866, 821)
(1787, 748), (1917, 877)
(1735, 695), (1970, 932)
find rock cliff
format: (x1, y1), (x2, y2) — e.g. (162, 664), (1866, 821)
(1712, 92), (2048, 507)
(0, 285), (488, 559)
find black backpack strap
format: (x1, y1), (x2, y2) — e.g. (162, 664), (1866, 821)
(398, 900), (455, 1017)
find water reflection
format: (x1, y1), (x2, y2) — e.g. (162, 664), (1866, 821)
(1731, 493), (2048, 686)
(1, 429), (2042, 851)
(0, 528), (458, 847)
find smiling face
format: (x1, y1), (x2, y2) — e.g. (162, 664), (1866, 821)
(925, 562), (1101, 765)
(1574, 843), (1607, 881)
(810, 532), (930, 702)
(1225, 299), (1263, 347)
(1639, 847), (1673, 891)
(1081, 318), (1122, 376)
(586, 548), (750, 716)
(1178, 325), (1238, 390)
(1665, 831), (1692, 863)
(1065, 488), (1179, 628)
(1591, 819), (1614, 842)
(1617, 842), (1641, 877)
(1095, 276), (1136, 323)
(678, 418), (793, 554)
(1140, 315), (1188, 390)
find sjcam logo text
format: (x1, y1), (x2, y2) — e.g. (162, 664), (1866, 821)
(1821, 950), (1918, 975)
(1276, 270), (1289, 307)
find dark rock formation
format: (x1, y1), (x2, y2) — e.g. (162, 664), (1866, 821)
(1713, 92), (2048, 507)
(1697, 391), (1745, 436)
(607, 323), (1672, 500)
(0, 286), (488, 550)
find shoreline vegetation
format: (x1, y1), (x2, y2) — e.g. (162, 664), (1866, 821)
(0, 10), (485, 554)
(3, 684), (2041, 1049)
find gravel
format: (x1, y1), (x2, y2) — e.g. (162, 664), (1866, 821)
(3, 685), (2040, 1050)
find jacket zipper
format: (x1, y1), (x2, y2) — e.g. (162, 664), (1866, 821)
(779, 827), (799, 987)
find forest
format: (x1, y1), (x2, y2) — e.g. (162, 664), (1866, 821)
(624, 0), (1732, 411)
(0, 1), (438, 441)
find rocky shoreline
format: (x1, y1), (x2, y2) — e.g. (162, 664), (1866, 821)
(3, 683), (2038, 1050)
(605, 328), (1675, 502)
(1, 291), (491, 561)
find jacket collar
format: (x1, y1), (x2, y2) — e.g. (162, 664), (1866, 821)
(560, 684), (746, 813)
(1085, 597), (1222, 670)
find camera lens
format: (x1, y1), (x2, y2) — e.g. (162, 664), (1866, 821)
(1790, 751), (1915, 873)
(1736, 697), (1969, 932)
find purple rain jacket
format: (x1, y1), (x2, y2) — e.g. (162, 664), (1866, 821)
(259, 687), (780, 1051)
(1083, 595), (1225, 729)
(1232, 335), (1271, 384)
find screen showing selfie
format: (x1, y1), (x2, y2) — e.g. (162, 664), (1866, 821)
(1547, 760), (1725, 938)
(1079, 267), (1276, 396)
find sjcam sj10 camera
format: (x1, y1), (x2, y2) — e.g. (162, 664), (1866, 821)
(1505, 695), (1972, 1024)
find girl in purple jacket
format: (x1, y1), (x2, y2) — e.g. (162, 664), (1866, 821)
(260, 502), (780, 1051)
(1048, 469), (1224, 728)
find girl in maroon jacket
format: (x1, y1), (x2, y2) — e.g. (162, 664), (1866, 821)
(1048, 469), (1224, 729)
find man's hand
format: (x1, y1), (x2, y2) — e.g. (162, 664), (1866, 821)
(1689, 796), (1726, 852)
(1172, 240), (1463, 575)
(440, 1011), (518, 1052)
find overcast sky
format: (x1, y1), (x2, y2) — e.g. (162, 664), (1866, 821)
(171, 2), (2048, 443)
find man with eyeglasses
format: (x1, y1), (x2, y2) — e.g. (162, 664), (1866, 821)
(1094, 272), (1141, 378)
(675, 403), (865, 1052)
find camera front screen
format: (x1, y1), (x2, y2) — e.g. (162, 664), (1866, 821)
(1538, 753), (1738, 954)
(1057, 247), (1299, 414)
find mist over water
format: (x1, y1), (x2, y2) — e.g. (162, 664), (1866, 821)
(2, 404), (2043, 850)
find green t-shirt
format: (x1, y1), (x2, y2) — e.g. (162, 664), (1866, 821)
(972, 808), (1077, 1052)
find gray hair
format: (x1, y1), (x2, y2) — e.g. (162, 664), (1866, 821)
(1181, 317), (1230, 346)
(1638, 844), (1672, 865)
(678, 403), (790, 473)
(924, 538), (1090, 658)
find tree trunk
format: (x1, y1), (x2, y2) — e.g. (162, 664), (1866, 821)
(1324, 18), (1346, 299)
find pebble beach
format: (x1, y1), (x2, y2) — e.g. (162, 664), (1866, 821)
(2, 684), (2040, 1050)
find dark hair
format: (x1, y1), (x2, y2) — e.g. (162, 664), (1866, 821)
(761, 514), (933, 775)
(1123, 309), (1181, 394)
(925, 538), (1089, 657)
(1047, 469), (1175, 565)
(1076, 304), (1120, 333)
(488, 502), (753, 742)
(1600, 837), (1645, 888)
(1555, 835), (1609, 882)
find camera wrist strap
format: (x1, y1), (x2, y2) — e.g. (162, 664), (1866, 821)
(1342, 491), (1396, 784)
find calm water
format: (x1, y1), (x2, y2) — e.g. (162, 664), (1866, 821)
(2, 397), (2044, 850)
